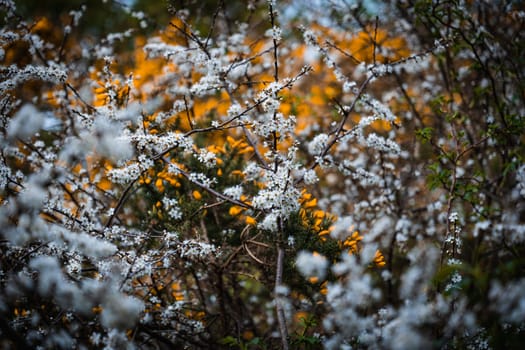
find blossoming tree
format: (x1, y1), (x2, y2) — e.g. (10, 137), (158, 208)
(1, 0), (524, 349)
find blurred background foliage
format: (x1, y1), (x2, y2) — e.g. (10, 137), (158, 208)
(10, 0), (271, 36)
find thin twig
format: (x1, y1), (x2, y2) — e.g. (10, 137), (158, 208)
(295, 74), (374, 186)
(373, 15), (379, 65)
(151, 67), (310, 162)
(161, 157), (253, 209)
(104, 174), (143, 229)
(275, 241), (289, 350)
(269, 4), (289, 348)
(243, 242), (267, 265)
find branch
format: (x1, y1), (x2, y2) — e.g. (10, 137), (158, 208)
(103, 173), (143, 229)
(294, 74), (374, 186)
(151, 66), (311, 162)
(161, 157), (253, 210)
(275, 241), (289, 350)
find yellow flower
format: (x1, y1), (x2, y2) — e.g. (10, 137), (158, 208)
(343, 231), (362, 253)
(374, 250), (386, 267)
(245, 216), (257, 225)
(155, 178), (164, 192)
(303, 198), (317, 209)
(229, 206), (243, 216)
(308, 276), (319, 284)
(92, 306), (103, 314)
(192, 190), (202, 200)
(242, 330), (254, 341)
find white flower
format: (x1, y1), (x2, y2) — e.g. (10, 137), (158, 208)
(227, 103), (243, 118)
(162, 197), (183, 220)
(101, 293), (144, 330)
(330, 216), (355, 240)
(223, 185), (243, 200)
(259, 212), (279, 232)
(197, 148), (217, 168)
(303, 169), (319, 184)
(303, 29), (318, 46)
(365, 133), (400, 155)
(308, 133), (329, 156)
(296, 250), (329, 280)
(7, 104), (46, 140)
(243, 162), (261, 181)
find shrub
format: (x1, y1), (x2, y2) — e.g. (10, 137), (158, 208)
(1, 0), (524, 349)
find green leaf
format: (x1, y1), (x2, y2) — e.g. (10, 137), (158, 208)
(219, 336), (239, 346)
(416, 127), (434, 143)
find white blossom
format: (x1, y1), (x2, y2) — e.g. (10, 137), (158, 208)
(223, 185), (243, 200)
(7, 104), (45, 140)
(303, 169), (319, 184)
(308, 133), (329, 156)
(296, 251), (329, 280)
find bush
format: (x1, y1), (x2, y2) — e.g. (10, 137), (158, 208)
(1, 0), (524, 348)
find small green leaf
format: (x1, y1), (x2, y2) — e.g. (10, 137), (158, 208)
(219, 336), (239, 346)
(416, 127), (434, 143)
